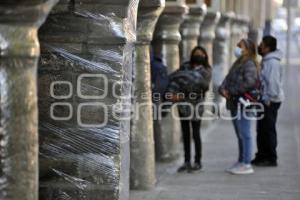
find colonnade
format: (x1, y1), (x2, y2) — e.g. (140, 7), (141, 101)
(0, 0), (271, 199)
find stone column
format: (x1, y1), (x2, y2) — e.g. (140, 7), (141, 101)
(226, 0), (235, 12)
(248, 0), (266, 44)
(198, 11), (221, 65)
(235, 0), (249, 17)
(228, 14), (250, 66)
(264, 0), (276, 35)
(0, 1), (56, 200)
(229, 15), (242, 65)
(152, 1), (188, 162)
(130, 0), (164, 190)
(212, 12), (233, 106)
(230, 0), (250, 41)
(179, 3), (207, 63)
(198, 11), (220, 119)
(240, 16), (250, 39)
(249, 27), (263, 45)
(38, 1), (138, 200)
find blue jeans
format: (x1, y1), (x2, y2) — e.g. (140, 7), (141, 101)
(231, 108), (255, 164)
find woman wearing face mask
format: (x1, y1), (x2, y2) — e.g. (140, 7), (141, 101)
(219, 39), (259, 175)
(166, 46), (212, 173)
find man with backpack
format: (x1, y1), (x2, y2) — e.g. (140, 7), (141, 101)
(252, 36), (285, 167)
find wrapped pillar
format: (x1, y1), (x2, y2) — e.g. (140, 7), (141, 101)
(212, 13), (232, 106)
(180, 3), (207, 63)
(38, 1), (138, 200)
(0, 1), (56, 200)
(130, 0), (164, 190)
(152, 0), (188, 162)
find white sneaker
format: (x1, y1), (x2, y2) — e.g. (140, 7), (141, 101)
(226, 162), (242, 173)
(230, 164), (254, 175)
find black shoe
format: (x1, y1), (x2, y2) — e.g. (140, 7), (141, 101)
(251, 157), (265, 165)
(191, 162), (202, 172)
(254, 160), (278, 167)
(251, 156), (267, 165)
(177, 163), (192, 173)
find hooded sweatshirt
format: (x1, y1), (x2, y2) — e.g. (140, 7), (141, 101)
(260, 49), (285, 103)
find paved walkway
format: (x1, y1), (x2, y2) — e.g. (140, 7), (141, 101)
(130, 46), (300, 200)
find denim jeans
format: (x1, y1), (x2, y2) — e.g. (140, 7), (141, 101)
(231, 107), (255, 164)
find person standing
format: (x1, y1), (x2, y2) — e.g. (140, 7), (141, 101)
(166, 46), (212, 173)
(252, 36), (284, 167)
(219, 39), (259, 175)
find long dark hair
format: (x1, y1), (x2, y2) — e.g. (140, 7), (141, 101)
(190, 46), (211, 69)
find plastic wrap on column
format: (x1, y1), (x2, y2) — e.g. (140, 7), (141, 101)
(0, 1), (57, 200)
(130, 0), (164, 190)
(38, 0), (138, 199)
(180, 4), (207, 63)
(212, 13), (232, 106)
(152, 2), (188, 162)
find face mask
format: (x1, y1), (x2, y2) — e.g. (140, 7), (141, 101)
(191, 55), (206, 65)
(234, 47), (242, 58)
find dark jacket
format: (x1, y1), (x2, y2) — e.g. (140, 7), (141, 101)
(150, 55), (169, 103)
(220, 58), (258, 110)
(166, 62), (212, 119)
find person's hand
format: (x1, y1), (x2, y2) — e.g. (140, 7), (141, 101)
(223, 90), (230, 99)
(220, 89), (230, 99)
(264, 100), (271, 107)
(169, 93), (184, 102)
